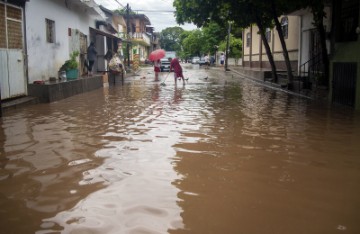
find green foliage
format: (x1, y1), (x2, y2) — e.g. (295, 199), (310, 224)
(60, 51), (79, 71)
(114, 7), (137, 15)
(159, 27), (185, 51)
(182, 29), (203, 57)
(176, 22), (237, 61)
(201, 22), (227, 54)
(218, 34), (242, 59)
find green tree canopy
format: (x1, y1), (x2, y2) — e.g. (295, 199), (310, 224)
(182, 29), (204, 58)
(219, 35), (242, 59)
(201, 22), (228, 54)
(159, 27), (184, 51)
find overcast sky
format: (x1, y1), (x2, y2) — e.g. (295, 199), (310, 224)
(94, 0), (197, 32)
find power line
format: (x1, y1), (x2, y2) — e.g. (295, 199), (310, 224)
(133, 10), (175, 13)
(113, 0), (124, 8)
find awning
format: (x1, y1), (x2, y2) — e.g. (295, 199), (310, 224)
(89, 27), (131, 44)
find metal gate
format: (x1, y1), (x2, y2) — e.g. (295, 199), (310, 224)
(332, 62), (357, 107)
(0, 2), (26, 100)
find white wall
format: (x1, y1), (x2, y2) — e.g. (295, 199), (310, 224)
(25, 0), (102, 82)
(298, 7), (332, 73)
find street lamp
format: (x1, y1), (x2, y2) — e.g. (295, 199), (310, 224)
(214, 45), (218, 65)
(225, 21), (231, 71)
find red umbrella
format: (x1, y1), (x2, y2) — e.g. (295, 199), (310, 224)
(149, 49), (166, 61)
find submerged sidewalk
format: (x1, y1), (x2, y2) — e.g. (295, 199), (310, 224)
(228, 65), (329, 103)
(1, 68), (140, 115)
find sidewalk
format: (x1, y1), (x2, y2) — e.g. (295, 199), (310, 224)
(1, 68), (140, 115)
(228, 66), (329, 102)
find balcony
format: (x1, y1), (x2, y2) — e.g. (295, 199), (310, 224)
(129, 32), (150, 46)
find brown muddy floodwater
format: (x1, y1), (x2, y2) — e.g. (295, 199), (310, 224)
(1, 66), (360, 234)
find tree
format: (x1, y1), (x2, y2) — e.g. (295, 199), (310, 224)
(174, 0), (279, 81)
(268, 0), (295, 88)
(269, 0), (330, 87)
(219, 34), (243, 65)
(302, 0), (330, 87)
(201, 22), (227, 54)
(182, 29), (204, 58)
(159, 27), (184, 51)
(177, 30), (191, 60)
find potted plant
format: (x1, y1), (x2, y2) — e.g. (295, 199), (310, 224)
(59, 51), (79, 79)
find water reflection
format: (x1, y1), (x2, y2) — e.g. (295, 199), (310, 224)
(1, 67), (360, 234)
(170, 73), (360, 233)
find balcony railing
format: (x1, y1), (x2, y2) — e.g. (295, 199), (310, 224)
(129, 32), (150, 46)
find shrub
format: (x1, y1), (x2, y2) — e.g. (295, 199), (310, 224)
(60, 51), (79, 71)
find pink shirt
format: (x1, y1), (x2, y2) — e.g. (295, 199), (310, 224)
(170, 58), (182, 73)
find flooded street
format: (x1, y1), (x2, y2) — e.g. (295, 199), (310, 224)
(1, 64), (360, 234)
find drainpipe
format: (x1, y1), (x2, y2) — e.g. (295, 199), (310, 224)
(1, 0), (8, 117)
(298, 16), (302, 77)
(23, 1), (29, 94)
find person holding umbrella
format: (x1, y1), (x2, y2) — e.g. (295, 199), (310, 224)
(149, 49), (166, 81)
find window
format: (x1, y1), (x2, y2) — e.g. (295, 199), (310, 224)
(265, 28), (271, 42)
(281, 17), (288, 39)
(335, 0), (359, 42)
(246, 32), (251, 47)
(46, 18), (55, 43)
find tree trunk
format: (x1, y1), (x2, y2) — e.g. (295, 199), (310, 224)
(316, 17), (330, 87)
(255, 16), (278, 83)
(271, 0), (294, 90)
(311, 2), (329, 87)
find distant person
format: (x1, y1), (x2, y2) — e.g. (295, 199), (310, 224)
(220, 53), (225, 66)
(169, 57), (185, 85)
(86, 41), (97, 75)
(154, 59), (161, 81)
(204, 54), (210, 69)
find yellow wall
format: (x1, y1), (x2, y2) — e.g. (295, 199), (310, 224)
(243, 27), (251, 59)
(273, 16), (299, 52)
(242, 15), (300, 65)
(251, 26), (261, 55)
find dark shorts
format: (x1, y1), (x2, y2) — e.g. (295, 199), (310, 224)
(154, 67), (160, 72)
(220, 60), (224, 65)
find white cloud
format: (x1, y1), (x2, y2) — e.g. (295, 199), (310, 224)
(94, 0), (197, 32)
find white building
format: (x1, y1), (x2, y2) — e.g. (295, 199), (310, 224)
(25, 0), (105, 83)
(1, 0), (115, 100)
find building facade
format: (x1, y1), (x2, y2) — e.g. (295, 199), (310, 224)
(242, 16), (300, 72)
(25, 0), (105, 83)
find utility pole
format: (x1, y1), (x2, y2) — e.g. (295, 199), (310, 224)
(214, 45), (218, 64)
(0, 85), (2, 117)
(126, 3), (130, 68)
(225, 21), (231, 71)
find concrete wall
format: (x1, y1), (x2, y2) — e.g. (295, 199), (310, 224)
(331, 41), (360, 109)
(242, 15), (299, 70)
(25, 0), (101, 83)
(298, 7), (332, 73)
(273, 16), (299, 52)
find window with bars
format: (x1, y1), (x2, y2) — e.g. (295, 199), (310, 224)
(46, 18), (55, 43)
(281, 17), (288, 39)
(335, 0), (359, 42)
(246, 32), (251, 47)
